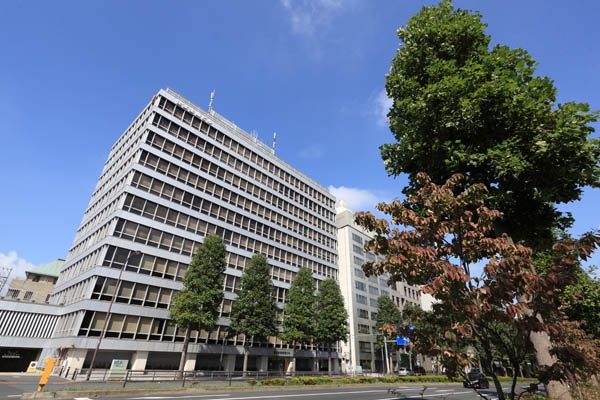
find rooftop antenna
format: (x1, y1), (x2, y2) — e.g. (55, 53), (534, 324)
(208, 89), (215, 113)
(273, 131), (277, 154)
(0, 266), (12, 295)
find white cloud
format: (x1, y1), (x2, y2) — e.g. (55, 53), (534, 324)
(0, 251), (36, 296)
(280, 0), (345, 36)
(373, 89), (393, 127)
(328, 185), (386, 212)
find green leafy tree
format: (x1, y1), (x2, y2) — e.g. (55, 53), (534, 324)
(315, 278), (349, 376)
(170, 235), (227, 376)
(382, 0), (600, 252)
(375, 295), (402, 374)
(380, 2), (600, 397)
(281, 267), (316, 375)
(229, 254), (278, 377)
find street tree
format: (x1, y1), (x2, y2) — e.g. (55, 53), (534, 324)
(355, 173), (600, 400)
(229, 254), (278, 377)
(170, 235), (227, 377)
(375, 295), (402, 374)
(281, 267), (316, 375)
(315, 278), (348, 376)
(382, 0), (600, 251)
(380, 2), (600, 397)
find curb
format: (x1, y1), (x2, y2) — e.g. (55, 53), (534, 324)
(22, 382), (464, 399)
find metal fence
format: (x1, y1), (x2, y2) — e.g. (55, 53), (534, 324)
(58, 367), (357, 387)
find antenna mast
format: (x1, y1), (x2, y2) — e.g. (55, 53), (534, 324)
(273, 131), (277, 154)
(208, 89), (215, 113)
(0, 266), (12, 295)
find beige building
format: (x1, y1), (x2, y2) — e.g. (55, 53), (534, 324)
(5, 260), (64, 303)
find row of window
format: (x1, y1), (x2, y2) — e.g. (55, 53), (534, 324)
(86, 154), (135, 218)
(55, 247), (102, 288)
(78, 309), (325, 350)
(74, 195), (121, 244)
(67, 220), (112, 261)
(123, 190), (333, 264)
(355, 294), (379, 308)
(132, 166), (333, 251)
(357, 308), (378, 321)
(113, 217), (336, 278)
(150, 117), (334, 223)
(105, 103), (151, 169)
(94, 126), (143, 199)
(157, 96), (334, 210)
(141, 140), (335, 237)
(80, 174), (128, 230)
(91, 276), (173, 308)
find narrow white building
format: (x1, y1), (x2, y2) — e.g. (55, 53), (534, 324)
(336, 201), (422, 373)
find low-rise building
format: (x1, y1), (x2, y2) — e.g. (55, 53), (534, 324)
(4, 259), (64, 303)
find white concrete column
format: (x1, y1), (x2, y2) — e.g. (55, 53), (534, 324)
(64, 348), (87, 372)
(285, 358), (293, 374)
(223, 354), (236, 372)
(131, 351), (149, 371)
(258, 356), (268, 372)
(184, 353), (196, 371)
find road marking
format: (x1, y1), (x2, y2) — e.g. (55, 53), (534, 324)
(143, 389), (389, 400)
(432, 389), (455, 392)
(74, 398), (93, 400)
(130, 397), (229, 400)
(7, 396), (21, 398)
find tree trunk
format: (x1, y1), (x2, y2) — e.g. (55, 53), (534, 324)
(481, 338), (505, 400)
(328, 348), (332, 377)
(242, 345), (249, 378)
(495, 224), (573, 400)
(528, 323), (572, 400)
(292, 342), (296, 376)
(178, 328), (190, 379)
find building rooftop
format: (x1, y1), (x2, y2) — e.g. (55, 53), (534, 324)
(27, 259), (65, 278)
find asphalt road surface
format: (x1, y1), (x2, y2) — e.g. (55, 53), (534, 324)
(0, 374), (536, 400)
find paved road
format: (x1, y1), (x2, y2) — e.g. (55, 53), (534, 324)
(0, 374), (539, 400)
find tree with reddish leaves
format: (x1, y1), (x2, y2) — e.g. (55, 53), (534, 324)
(355, 173), (600, 400)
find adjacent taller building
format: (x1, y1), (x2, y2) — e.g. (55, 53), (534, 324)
(336, 201), (423, 373)
(39, 88), (338, 372)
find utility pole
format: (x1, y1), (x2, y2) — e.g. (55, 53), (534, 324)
(383, 336), (390, 375)
(86, 251), (140, 381)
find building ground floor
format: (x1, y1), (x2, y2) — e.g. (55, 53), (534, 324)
(43, 342), (342, 376)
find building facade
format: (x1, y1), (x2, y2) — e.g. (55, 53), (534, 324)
(29, 88), (338, 373)
(336, 201), (422, 373)
(4, 259), (64, 304)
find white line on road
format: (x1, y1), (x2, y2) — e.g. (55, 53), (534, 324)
(130, 396), (229, 400)
(132, 389), (390, 400)
(7, 396), (21, 398)
(432, 389), (455, 392)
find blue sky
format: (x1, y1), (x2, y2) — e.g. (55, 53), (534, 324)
(1, 0), (599, 278)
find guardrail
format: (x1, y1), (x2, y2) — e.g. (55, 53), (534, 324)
(58, 368), (358, 387)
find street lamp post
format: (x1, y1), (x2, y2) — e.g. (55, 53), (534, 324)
(86, 250), (140, 381)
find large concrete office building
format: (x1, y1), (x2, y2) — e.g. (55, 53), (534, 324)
(20, 88), (338, 373)
(336, 201), (423, 373)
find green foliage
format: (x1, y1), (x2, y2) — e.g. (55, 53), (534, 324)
(259, 378), (287, 386)
(382, 0), (600, 251)
(247, 379), (257, 386)
(315, 278), (349, 347)
(562, 267), (600, 339)
(375, 294), (402, 350)
(229, 254), (278, 344)
(169, 235), (226, 333)
(281, 267), (316, 346)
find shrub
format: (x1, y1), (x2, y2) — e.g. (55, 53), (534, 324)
(247, 379), (257, 386)
(260, 378), (287, 386)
